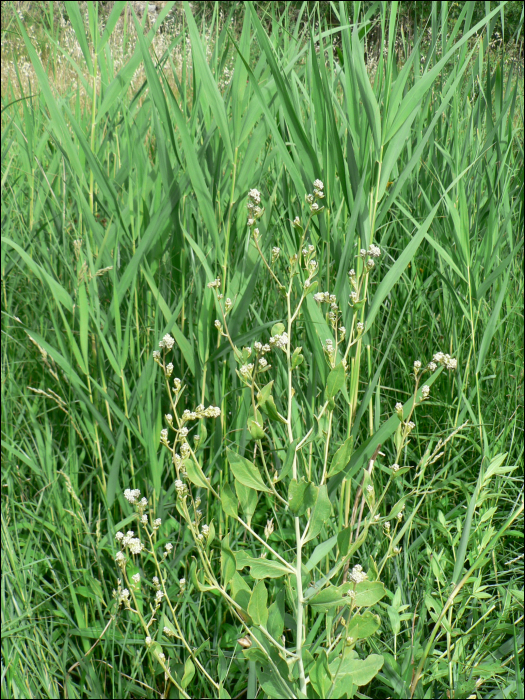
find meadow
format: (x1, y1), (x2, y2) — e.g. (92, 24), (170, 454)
(1, 1), (524, 698)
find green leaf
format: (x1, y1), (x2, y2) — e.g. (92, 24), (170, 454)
(310, 650), (332, 698)
(248, 581), (268, 627)
(248, 559), (291, 579)
(267, 590), (285, 640)
(354, 581), (387, 607)
(305, 535), (338, 572)
(247, 417), (265, 440)
(235, 480), (258, 526)
(304, 485), (332, 543)
(184, 458), (210, 490)
(181, 658), (195, 689)
(329, 651), (384, 687)
(346, 611), (381, 640)
(337, 526), (352, 556)
(227, 449), (272, 493)
(258, 394), (287, 424)
(325, 362), (346, 401)
(221, 535), (236, 588)
(288, 478), (318, 516)
(221, 483), (238, 519)
(328, 435), (354, 478)
(271, 322), (285, 337)
(274, 439), (299, 482)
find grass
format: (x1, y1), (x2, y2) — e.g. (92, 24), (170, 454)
(1, 1), (523, 698)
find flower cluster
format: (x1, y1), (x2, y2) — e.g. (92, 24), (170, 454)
(305, 179), (325, 214)
(159, 334), (175, 350)
(349, 564), (368, 584)
(246, 188), (263, 228)
(313, 291), (337, 304)
(269, 332), (289, 351)
(433, 352), (457, 370)
(115, 529), (144, 555)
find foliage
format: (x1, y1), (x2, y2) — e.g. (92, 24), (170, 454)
(1, 1), (523, 699)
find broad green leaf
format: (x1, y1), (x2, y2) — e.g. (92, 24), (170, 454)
(346, 611), (381, 640)
(248, 581), (268, 627)
(305, 535), (338, 572)
(181, 658), (195, 689)
(267, 590), (285, 640)
(221, 536), (236, 588)
(221, 483), (238, 519)
(288, 478), (318, 516)
(304, 485), (332, 543)
(328, 435), (354, 478)
(184, 458), (210, 490)
(310, 651), (332, 698)
(325, 362), (346, 400)
(329, 652), (384, 687)
(227, 449), (272, 493)
(235, 480), (258, 526)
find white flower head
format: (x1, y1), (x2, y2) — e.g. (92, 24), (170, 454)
(124, 488), (141, 505)
(159, 334), (175, 350)
(313, 179), (324, 190)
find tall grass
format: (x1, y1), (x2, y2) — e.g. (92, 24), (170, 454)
(1, 1), (523, 698)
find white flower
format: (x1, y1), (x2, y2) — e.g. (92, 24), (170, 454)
(368, 244), (381, 257)
(421, 385), (430, 398)
(119, 588), (130, 601)
(159, 334), (175, 350)
(356, 322), (364, 333)
(158, 652), (166, 662)
(428, 361), (437, 371)
(179, 578), (186, 587)
(132, 573), (140, 584)
(201, 524), (210, 537)
(247, 218), (255, 227)
(391, 463), (400, 472)
(313, 179), (324, 190)
(115, 531), (124, 541)
(348, 268), (356, 277)
(310, 202), (319, 212)
(349, 564), (368, 584)
(124, 488), (141, 504)
(349, 291), (358, 303)
(259, 357), (268, 368)
(153, 518), (162, 529)
(248, 188), (261, 202)
(152, 350), (160, 360)
(165, 362), (174, 377)
(293, 216), (301, 226)
(140, 497), (148, 507)
(207, 277), (221, 289)
(152, 576), (159, 586)
(141, 514), (148, 524)
(156, 590), (164, 602)
(414, 360), (422, 371)
(366, 484), (374, 493)
(115, 551), (125, 563)
(165, 542), (173, 553)
(145, 636), (152, 647)
(240, 364), (254, 378)
(128, 538), (144, 555)
(214, 320), (222, 330)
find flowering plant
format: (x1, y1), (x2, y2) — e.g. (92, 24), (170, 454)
(109, 180), (457, 699)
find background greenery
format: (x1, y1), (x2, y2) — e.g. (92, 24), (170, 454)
(1, 1), (523, 698)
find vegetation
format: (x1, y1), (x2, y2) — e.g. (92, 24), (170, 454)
(1, 1), (523, 698)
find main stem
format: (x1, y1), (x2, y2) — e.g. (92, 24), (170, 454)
(286, 288), (307, 696)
